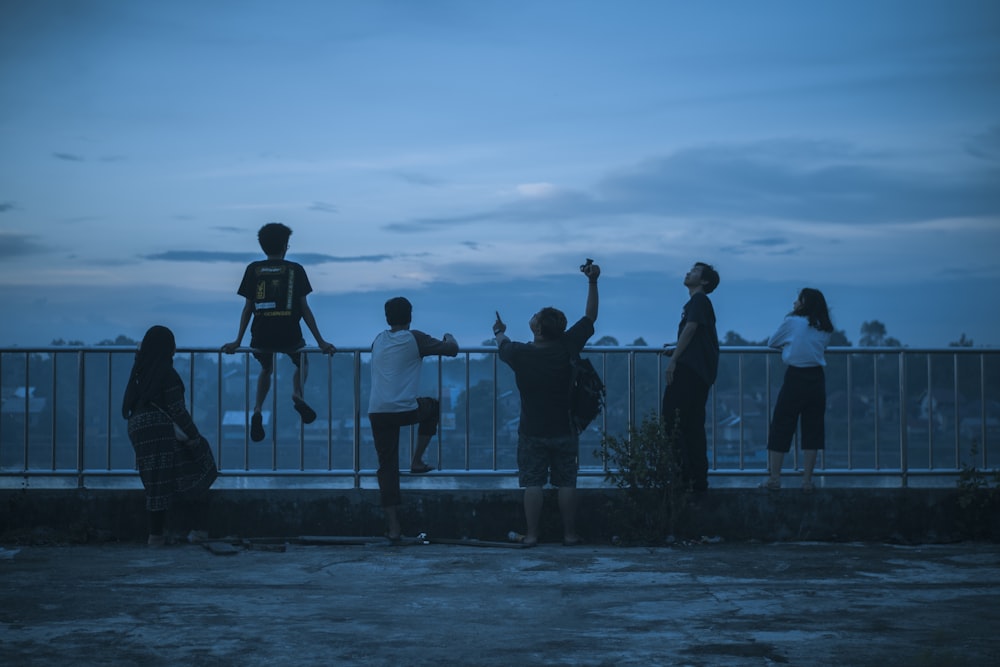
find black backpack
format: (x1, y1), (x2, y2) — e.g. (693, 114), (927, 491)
(569, 353), (606, 434)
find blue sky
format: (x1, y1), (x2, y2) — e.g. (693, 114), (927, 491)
(2, 0), (999, 349)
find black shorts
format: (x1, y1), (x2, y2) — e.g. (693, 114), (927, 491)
(252, 347), (306, 373)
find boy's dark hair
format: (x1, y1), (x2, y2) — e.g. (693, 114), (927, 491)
(258, 222), (292, 256)
(385, 297), (413, 326)
(537, 307), (568, 339)
(695, 262), (720, 294)
(794, 288), (834, 333)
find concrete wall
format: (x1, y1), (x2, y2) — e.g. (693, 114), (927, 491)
(2, 487), (998, 545)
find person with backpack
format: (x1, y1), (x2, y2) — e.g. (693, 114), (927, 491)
(493, 260), (601, 546)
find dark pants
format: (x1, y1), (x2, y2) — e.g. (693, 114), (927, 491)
(368, 398), (440, 507)
(661, 363), (712, 493)
(768, 366), (826, 453)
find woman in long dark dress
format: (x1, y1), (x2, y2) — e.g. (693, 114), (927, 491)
(122, 326), (217, 545)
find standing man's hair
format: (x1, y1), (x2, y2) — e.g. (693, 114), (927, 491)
(384, 297), (413, 326)
(696, 262), (720, 294)
(258, 222), (292, 256)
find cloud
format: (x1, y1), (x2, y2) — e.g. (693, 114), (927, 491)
(143, 250), (393, 264)
(966, 124), (1000, 162)
(0, 201), (16, 213)
(52, 152), (84, 162)
(307, 201), (338, 213)
(379, 139), (1000, 234)
(0, 232), (46, 258)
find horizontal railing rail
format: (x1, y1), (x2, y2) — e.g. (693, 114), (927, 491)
(1, 345), (997, 489)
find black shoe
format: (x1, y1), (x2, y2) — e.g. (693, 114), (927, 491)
(250, 412), (265, 442)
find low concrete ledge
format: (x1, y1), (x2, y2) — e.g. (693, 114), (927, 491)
(2, 487), (998, 545)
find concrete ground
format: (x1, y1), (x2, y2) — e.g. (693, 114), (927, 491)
(1, 539), (999, 666)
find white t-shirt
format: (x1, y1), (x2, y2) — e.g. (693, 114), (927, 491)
(768, 316), (830, 367)
(368, 329), (458, 413)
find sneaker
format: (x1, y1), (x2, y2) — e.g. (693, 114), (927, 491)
(293, 397), (317, 424)
(250, 412), (265, 442)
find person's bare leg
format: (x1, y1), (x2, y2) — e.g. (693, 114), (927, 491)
(523, 486), (543, 546)
(292, 353), (309, 402)
(410, 433), (434, 472)
(558, 486), (580, 544)
(254, 366), (272, 414)
(802, 450), (818, 490)
(766, 450), (784, 488)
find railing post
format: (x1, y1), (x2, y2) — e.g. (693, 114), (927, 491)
(899, 351), (908, 487)
(77, 350), (86, 488)
(353, 351), (362, 489)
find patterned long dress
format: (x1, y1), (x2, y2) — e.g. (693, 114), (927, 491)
(126, 371), (217, 511)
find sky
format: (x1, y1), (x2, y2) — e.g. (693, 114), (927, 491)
(1, 0), (999, 350)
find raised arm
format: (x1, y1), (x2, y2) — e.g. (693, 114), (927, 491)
(582, 261), (600, 323)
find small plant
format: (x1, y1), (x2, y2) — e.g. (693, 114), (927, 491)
(955, 440), (1000, 539)
(596, 412), (691, 545)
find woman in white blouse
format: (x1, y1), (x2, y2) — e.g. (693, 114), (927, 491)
(762, 288), (834, 491)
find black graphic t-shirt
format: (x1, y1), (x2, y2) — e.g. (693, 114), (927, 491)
(237, 259), (313, 350)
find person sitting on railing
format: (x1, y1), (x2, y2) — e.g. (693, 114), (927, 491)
(493, 259), (600, 547)
(368, 296), (459, 542)
(222, 222), (336, 443)
(122, 326), (218, 546)
(761, 288), (834, 492)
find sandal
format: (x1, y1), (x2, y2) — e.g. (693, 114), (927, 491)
(409, 463), (434, 474)
(758, 478), (781, 490)
(802, 481), (815, 493)
(293, 397), (317, 424)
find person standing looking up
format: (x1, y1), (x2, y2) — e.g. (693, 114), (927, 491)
(661, 262), (720, 494)
(494, 259), (600, 547)
(762, 288), (833, 491)
(368, 297), (459, 541)
(222, 222), (335, 443)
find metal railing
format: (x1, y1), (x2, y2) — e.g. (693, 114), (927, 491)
(1, 346), (997, 489)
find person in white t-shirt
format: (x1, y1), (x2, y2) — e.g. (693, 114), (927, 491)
(762, 288), (834, 491)
(368, 297), (458, 541)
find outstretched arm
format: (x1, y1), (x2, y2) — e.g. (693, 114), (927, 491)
(222, 299), (254, 353)
(300, 296), (336, 355)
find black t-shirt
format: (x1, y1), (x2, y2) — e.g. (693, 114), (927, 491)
(498, 317), (595, 437)
(237, 259), (313, 350)
(675, 292), (719, 386)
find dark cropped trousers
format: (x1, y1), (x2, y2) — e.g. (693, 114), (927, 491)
(767, 365), (826, 453)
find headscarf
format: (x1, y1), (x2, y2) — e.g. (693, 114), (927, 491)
(121, 325), (177, 419)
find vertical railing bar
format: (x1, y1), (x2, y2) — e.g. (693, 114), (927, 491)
(465, 352), (471, 471)
(873, 353), (880, 470)
(601, 351), (609, 436)
(77, 351), (86, 486)
(765, 352), (772, 467)
(51, 352), (58, 471)
(271, 356), (278, 472)
(106, 351), (113, 471)
(216, 352), (224, 471)
(628, 350), (636, 435)
(899, 351), (908, 487)
(981, 353), (988, 469)
(710, 383), (717, 471)
(353, 351), (362, 488)
(926, 355), (933, 470)
(846, 353), (853, 470)
(244, 352), (251, 471)
(738, 353), (745, 470)
(327, 353), (334, 472)
(299, 353), (305, 473)
(953, 353), (960, 470)
(492, 352), (498, 471)
(22, 353), (30, 472)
